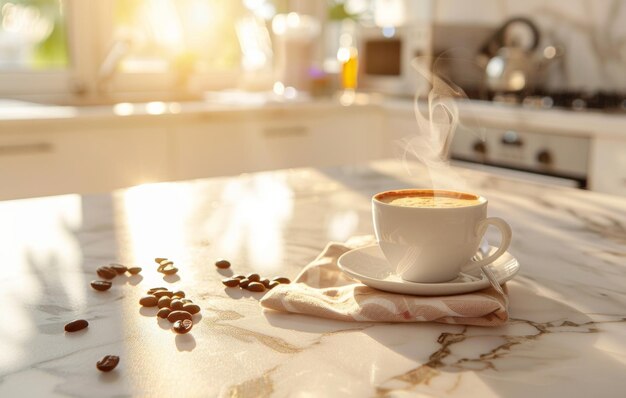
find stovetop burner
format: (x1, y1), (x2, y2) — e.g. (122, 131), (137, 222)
(466, 89), (626, 113)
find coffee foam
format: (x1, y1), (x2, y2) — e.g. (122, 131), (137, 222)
(375, 189), (483, 208)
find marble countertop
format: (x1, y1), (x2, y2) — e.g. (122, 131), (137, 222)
(0, 159), (625, 397)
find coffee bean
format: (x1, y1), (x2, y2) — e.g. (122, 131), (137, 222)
(90, 280), (112, 291)
(127, 267), (142, 275)
(246, 282), (266, 292)
(161, 265), (178, 275)
(268, 281), (280, 289)
(172, 290), (185, 298)
(273, 277), (291, 284)
(109, 263), (127, 274)
(64, 319), (89, 332)
(96, 355), (119, 372)
(153, 290), (173, 298)
(172, 319), (193, 334)
(180, 299), (193, 304)
(222, 278), (240, 287)
(157, 308), (172, 319)
(233, 274), (246, 280)
(167, 310), (192, 322)
(139, 295), (158, 307)
(260, 278), (270, 288)
(215, 259), (231, 269)
(147, 287), (168, 294)
(170, 299), (184, 310)
(154, 257), (167, 264)
(246, 273), (260, 282)
(96, 266), (116, 280)
(239, 278), (251, 289)
(181, 303), (201, 315)
(157, 296), (172, 309)
(157, 260), (173, 273)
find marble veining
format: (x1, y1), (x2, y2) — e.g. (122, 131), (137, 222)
(0, 159), (625, 397)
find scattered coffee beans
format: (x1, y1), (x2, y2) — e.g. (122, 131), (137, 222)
(157, 308), (172, 319)
(110, 263), (127, 274)
(157, 296), (172, 309)
(222, 278), (240, 287)
(90, 280), (112, 291)
(127, 267), (142, 275)
(157, 260), (174, 272)
(218, 264), (291, 294)
(153, 290), (174, 298)
(96, 266), (117, 280)
(64, 319), (89, 332)
(181, 303), (201, 315)
(246, 282), (266, 292)
(167, 310), (192, 323)
(161, 265), (179, 275)
(96, 355), (119, 372)
(139, 295), (158, 307)
(139, 286), (201, 337)
(170, 299), (184, 310)
(215, 259), (231, 269)
(154, 257), (167, 264)
(172, 319), (193, 334)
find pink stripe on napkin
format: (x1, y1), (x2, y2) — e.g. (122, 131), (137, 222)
(260, 239), (508, 327)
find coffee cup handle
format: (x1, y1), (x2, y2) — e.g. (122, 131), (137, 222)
(466, 217), (513, 269)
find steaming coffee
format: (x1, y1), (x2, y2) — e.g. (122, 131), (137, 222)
(377, 190), (483, 208)
(372, 189), (512, 283)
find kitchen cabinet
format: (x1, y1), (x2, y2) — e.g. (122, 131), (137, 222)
(589, 138), (626, 196)
(0, 105), (385, 200)
(171, 107), (384, 181)
(0, 124), (169, 200)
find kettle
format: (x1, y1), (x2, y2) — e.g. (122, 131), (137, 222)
(477, 17), (559, 93)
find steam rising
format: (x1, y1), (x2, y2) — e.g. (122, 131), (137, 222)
(399, 57), (482, 191)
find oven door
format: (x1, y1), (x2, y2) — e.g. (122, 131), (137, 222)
(450, 125), (590, 189)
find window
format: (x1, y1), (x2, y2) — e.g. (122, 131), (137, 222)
(0, 0), (278, 102)
(0, 0), (68, 70)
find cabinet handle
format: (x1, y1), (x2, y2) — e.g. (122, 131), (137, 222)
(0, 143), (53, 156)
(262, 126), (308, 138)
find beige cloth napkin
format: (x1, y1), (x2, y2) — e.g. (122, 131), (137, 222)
(260, 237), (509, 327)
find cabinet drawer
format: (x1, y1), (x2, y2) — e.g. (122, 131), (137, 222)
(172, 110), (384, 180)
(0, 128), (169, 200)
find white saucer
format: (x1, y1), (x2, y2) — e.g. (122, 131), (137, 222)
(337, 244), (520, 296)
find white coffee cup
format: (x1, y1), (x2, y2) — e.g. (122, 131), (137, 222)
(372, 189), (512, 283)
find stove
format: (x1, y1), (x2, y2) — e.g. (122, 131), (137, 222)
(448, 89), (610, 189)
(468, 90), (626, 113)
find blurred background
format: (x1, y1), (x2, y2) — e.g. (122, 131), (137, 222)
(2, 0), (625, 102)
(1, 0), (625, 200)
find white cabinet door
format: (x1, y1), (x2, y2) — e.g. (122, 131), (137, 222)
(589, 138), (626, 197)
(172, 107), (384, 180)
(0, 125), (169, 200)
